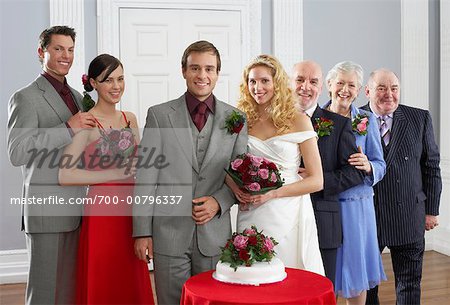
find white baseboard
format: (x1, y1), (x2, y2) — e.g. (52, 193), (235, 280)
(0, 229), (447, 286)
(432, 227), (450, 256)
(0, 249), (28, 284)
(0, 248), (152, 285)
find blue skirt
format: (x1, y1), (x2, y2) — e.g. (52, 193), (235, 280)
(335, 193), (387, 298)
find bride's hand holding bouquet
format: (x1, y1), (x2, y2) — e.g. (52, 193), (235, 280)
(225, 153), (284, 209)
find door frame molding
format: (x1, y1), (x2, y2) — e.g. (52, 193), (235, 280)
(96, 0), (261, 65)
(49, 0), (85, 92)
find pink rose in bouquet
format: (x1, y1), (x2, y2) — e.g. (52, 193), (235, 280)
(233, 235), (249, 250)
(247, 182), (261, 192)
(352, 113), (370, 136)
(231, 158), (243, 170)
(243, 228), (256, 235)
(263, 237), (275, 252)
(225, 153), (284, 194)
(258, 168), (269, 180)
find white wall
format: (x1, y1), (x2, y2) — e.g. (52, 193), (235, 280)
(434, 0), (450, 256)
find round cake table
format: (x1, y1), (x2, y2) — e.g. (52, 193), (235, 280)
(181, 268), (336, 305)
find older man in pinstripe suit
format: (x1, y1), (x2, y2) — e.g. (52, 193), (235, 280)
(362, 69), (442, 305)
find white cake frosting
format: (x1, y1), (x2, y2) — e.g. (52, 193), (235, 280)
(213, 257), (287, 286)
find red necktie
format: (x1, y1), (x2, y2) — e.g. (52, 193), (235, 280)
(193, 102), (208, 131)
(61, 86), (79, 115)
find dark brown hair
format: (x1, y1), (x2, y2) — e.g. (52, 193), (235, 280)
(181, 40), (221, 72)
(38, 26), (76, 63)
(84, 54), (123, 92)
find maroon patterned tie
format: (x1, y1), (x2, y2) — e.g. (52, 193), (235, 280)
(193, 102), (208, 131)
(61, 86), (79, 115)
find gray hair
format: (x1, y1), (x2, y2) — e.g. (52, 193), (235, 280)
(325, 61), (364, 89)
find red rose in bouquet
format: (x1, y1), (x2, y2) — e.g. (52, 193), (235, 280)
(225, 153), (284, 194)
(219, 225), (279, 270)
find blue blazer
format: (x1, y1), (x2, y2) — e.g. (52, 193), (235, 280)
(322, 102), (386, 200)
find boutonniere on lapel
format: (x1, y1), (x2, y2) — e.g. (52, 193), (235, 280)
(224, 110), (245, 135)
(314, 117), (334, 137)
(352, 114), (369, 136)
(81, 74), (95, 111)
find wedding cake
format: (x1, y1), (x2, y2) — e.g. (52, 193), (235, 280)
(213, 257), (286, 285)
(213, 226), (287, 285)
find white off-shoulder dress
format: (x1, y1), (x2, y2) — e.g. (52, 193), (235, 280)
(237, 131), (324, 275)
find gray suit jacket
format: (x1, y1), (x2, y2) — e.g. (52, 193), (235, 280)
(7, 75), (86, 233)
(133, 95), (248, 257)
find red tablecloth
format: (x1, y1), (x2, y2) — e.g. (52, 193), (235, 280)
(181, 268), (336, 305)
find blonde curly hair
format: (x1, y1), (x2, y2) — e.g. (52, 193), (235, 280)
(237, 54), (296, 135)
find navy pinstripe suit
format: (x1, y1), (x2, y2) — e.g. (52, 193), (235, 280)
(362, 103), (442, 305)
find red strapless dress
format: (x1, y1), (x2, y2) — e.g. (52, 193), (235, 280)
(75, 136), (154, 304)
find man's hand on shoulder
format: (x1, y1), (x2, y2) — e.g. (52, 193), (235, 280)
(67, 111), (97, 134)
(192, 196), (220, 225)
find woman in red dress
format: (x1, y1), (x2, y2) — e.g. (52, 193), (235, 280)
(59, 54), (154, 304)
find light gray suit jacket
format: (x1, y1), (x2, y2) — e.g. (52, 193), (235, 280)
(7, 75), (86, 233)
(133, 95), (247, 257)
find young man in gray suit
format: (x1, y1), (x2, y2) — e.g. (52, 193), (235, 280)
(133, 40), (248, 305)
(7, 26), (96, 304)
(362, 69), (442, 305)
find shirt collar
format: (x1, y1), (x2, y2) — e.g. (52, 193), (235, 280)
(41, 71), (68, 94)
(369, 102), (393, 120)
(185, 91), (215, 115)
(304, 103), (318, 117)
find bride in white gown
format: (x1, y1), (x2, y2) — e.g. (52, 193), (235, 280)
(228, 55), (325, 275)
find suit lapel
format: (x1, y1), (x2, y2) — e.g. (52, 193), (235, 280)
(361, 102), (406, 167)
(167, 97), (199, 173)
(385, 107), (407, 166)
(311, 105), (323, 125)
(311, 105), (327, 147)
(36, 76), (72, 122)
(200, 99), (226, 171)
(311, 105), (322, 120)
(70, 86), (83, 111)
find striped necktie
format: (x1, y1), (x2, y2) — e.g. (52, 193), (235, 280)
(379, 116), (390, 145)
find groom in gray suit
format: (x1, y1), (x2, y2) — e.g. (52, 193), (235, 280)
(7, 26), (96, 304)
(133, 40), (247, 305)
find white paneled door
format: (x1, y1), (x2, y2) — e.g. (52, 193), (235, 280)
(119, 8), (243, 126)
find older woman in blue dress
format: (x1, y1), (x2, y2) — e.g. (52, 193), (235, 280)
(323, 61), (386, 305)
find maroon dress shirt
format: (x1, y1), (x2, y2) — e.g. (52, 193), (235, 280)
(185, 91), (215, 131)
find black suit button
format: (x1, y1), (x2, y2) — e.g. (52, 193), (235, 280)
(396, 179), (400, 183)
(198, 176), (205, 181)
(397, 201), (402, 205)
(199, 149), (205, 152)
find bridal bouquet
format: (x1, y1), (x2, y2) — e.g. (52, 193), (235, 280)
(97, 121), (135, 160)
(219, 226), (278, 270)
(225, 153), (284, 194)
